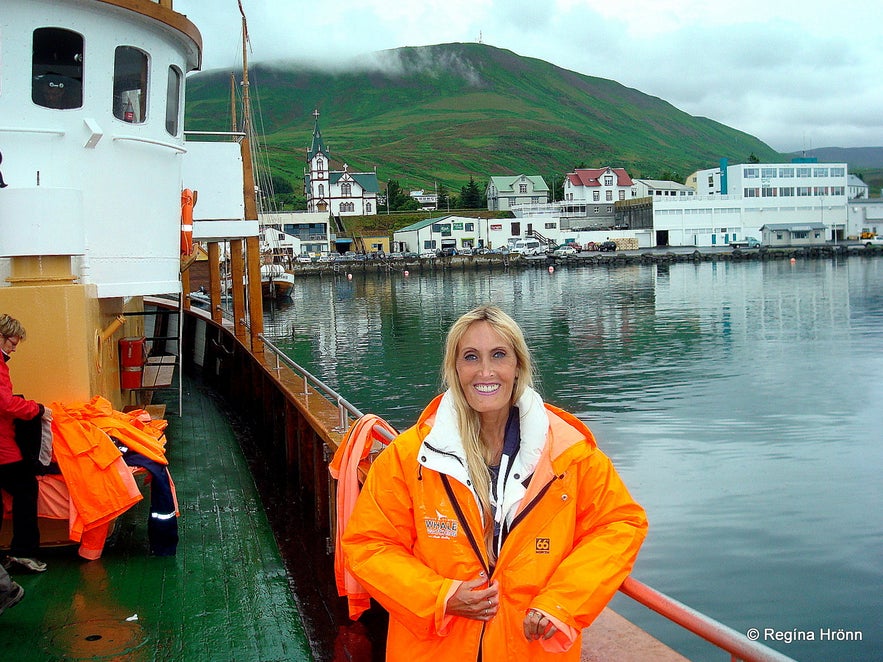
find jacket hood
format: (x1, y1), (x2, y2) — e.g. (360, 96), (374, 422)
(415, 387), (596, 526)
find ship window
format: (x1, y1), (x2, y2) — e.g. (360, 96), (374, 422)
(32, 28), (83, 109)
(166, 66), (182, 135)
(113, 46), (148, 123)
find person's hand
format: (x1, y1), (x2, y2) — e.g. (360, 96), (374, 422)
(523, 608), (558, 641)
(445, 577), (499, 622)
(42, 407), (53, 422)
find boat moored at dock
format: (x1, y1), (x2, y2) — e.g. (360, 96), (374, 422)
(0, 2), (799, 660)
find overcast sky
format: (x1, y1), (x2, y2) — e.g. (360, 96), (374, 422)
(176, 0), (881, 154)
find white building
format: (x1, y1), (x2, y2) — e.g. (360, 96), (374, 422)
(686, 163), (724, 195)
(654, 161), (849, 246)
(259, 211), (332, 255)
(409, 189), (438, 210)
(304, 111), (379, 217)
(486, 175), (549, 211)
(847, 174), (870, 200)
(561, 167), (636, 229)
(632, 179), (696, 199)
(846, 199), (883, 238)
(760, 223), (827, 247)
(393, 215), (489, 254)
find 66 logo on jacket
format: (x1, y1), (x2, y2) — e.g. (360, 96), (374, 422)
(535, 537), (551, 554)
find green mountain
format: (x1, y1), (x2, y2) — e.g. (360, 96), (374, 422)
(184, 42), (782, 191)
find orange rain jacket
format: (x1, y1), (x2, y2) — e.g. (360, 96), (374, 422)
(342, 388), (648, 661)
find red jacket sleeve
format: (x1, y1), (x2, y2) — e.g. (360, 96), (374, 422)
(0, 359), (40, 420)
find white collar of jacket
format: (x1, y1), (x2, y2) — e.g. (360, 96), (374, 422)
(418, 386), (549, 523)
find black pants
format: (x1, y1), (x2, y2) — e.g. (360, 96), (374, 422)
(0, 461), (40, 557)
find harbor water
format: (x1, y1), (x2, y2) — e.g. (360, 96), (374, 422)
(263, 256), (883, 662)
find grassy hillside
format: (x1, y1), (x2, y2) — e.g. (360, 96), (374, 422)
(185, 42), (782, 192)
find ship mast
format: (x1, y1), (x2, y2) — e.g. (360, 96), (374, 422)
(238, 0), (258, 223)
(235, 0), (263, 343)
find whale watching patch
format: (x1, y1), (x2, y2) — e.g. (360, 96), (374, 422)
(424, 513), (458, 539)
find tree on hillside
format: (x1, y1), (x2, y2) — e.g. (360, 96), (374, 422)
(460, 176), (482, 209)
(437, 183), (451, 211)
(385, 179), (419, 211)
(549, 174), (564, 202)
(272, 174), (294, 194)
(747, 153), (760, 164)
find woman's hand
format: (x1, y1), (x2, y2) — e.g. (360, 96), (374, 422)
(523, 608), (558, 641)
(445, 577), (499, 622)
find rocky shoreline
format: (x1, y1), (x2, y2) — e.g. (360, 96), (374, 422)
(288, 244), (880, 276)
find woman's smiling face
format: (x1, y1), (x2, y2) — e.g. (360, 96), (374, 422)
(455, 320), (518, 419)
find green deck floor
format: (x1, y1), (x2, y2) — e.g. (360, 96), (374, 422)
(0, 375), (313, 661)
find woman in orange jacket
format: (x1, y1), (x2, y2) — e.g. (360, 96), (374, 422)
(342, 305), (648, 660)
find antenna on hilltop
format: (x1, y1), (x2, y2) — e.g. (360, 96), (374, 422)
(478, 31), (483, 44)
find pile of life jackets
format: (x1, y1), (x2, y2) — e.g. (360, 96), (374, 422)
(47, 396), (178, 559)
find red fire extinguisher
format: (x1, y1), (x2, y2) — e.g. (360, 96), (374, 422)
(124, 99), (135, 122)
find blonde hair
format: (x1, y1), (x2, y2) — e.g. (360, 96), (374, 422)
(0, 314), (26, 340)
(441, 305), (534, 560)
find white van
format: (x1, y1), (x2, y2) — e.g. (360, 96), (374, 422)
(512, 238), (543, 255)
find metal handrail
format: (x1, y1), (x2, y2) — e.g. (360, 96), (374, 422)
(257, 334), (794, 662)
(259, 334), (368, 433)
(620, 577), (796, 662)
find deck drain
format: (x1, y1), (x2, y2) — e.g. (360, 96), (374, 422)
(46, 619), (146, 659)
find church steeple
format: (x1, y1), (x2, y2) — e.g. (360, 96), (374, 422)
(307, 108), (328, 162)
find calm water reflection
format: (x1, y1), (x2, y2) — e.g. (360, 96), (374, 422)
(265, 257), (883, 662)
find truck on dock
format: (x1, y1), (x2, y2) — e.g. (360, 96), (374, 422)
(729, 237), (762, 249)
(863, 236), (883, 247)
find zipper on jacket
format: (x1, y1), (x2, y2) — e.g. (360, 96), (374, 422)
(499, 474), (561, 547)
(440, 474), (490, 577)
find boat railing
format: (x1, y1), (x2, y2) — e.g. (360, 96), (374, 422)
(619, 577), (796, 662)
(256, 333), (795, 662)
(259, 333), (381, 436)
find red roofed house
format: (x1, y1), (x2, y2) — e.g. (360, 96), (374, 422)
(562, 166), (636, 230)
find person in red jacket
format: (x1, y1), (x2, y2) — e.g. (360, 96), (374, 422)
(0, 314), (51, 573)
(342, 305), (648, 661)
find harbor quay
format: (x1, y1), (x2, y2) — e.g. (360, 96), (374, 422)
(287, 243), (881, 276)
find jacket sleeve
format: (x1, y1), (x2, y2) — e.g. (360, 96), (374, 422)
(341, 437), (456, 637)
(0, 361), (41, 420)
(530, 448), (648, 633)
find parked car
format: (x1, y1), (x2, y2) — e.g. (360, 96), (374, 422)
(553, 245), (577, 258)
(511, 238), (542, 255)
(459, 247), (474, 256)
(436, 247), (457, 257)
(598, 241), (617, 252)
(296, 254), (313, 263)
(863, 236), (883, 247)
(584, 242), (598, 251)
(420, 251), (437, 259)
(729, 237), (762, 249)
